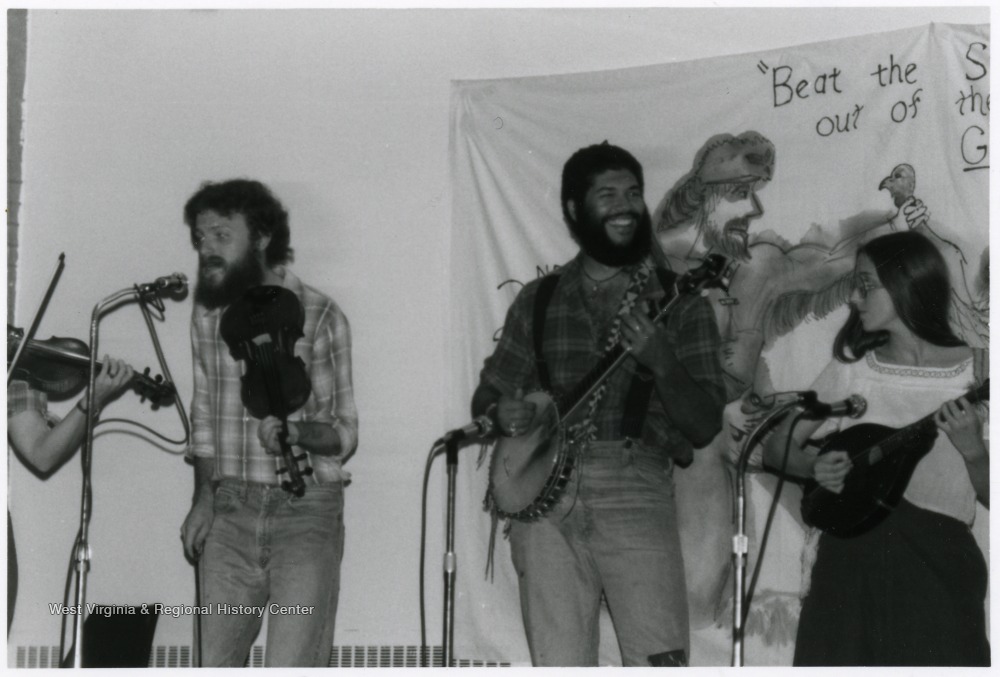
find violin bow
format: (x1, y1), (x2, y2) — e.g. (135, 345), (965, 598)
(8, 253), (65, 384)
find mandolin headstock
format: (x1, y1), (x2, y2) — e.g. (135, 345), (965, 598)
(970, 378), (990, 405)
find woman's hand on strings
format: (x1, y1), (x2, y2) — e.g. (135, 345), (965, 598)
(937, 396), (987, 464)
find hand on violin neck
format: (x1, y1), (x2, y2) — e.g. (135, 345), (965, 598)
(259, 417), (341, 457)
(82, 356), (135, 413)
(258, 416), (299, 455)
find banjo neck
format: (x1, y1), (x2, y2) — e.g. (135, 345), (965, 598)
(557, 254), (732, 424)
(557, 290), (680, 423)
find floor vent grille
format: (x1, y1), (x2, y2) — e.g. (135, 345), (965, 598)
(13, 644), (510, 668)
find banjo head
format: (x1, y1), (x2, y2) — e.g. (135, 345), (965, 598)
(488, 392), (571, 518)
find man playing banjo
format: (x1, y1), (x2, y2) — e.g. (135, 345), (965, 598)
(471, 142), (727, 666)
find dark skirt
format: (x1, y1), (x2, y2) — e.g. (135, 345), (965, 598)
(794, 499), (989, 666)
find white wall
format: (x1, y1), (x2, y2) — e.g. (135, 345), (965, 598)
(8, 5), (988, 660)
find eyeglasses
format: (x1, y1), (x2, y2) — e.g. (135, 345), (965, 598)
(852, 274), (884, 299)
(192, 229), (233, 249)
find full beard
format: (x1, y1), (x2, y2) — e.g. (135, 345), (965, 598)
(195, 251), (265, 310)
(574, 209), (653, 267)
(701, 215), (751, 262)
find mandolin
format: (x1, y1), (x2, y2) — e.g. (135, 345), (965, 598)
(800, 378), (989, 537)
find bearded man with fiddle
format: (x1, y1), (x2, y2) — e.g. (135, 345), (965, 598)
(179, 179), (358, 667)
(471, 142), (727, 666)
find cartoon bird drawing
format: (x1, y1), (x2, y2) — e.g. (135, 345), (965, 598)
(877, 162), (988, 348)
(879, 163), (916, 207)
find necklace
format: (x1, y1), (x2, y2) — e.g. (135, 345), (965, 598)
(582, 266), (626, 293)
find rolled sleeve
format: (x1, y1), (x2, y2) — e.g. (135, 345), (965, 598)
(187, 318), (216, 460)
(479, 285), (537, 395)
(307, 303), (358, 459)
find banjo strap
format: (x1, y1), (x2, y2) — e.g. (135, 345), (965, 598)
(619, 266), (677, 438)
(531, 261), (674, 440)
(532, 273), (561, 393)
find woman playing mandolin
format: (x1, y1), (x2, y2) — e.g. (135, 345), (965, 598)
(763, 230), (989, 666)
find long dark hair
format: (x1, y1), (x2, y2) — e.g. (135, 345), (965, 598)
(834, 231), (963, 362)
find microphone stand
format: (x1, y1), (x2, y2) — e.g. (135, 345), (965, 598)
(731, 402), (800, 667)
(68, 283), (183, 668)
(440, 435), (459, 668)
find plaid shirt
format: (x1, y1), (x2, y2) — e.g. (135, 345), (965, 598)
(480, 255), (725, 462)
(188, 269), (358, 485)
(7, 380), (51, 421)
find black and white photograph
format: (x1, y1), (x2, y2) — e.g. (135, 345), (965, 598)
(6, 3), (990, 670)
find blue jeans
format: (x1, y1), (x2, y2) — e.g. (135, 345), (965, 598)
(198, 480), (344, 667)
(509, 440), (688, 666)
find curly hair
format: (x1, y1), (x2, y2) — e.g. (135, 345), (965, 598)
(183, 179), (293, 266)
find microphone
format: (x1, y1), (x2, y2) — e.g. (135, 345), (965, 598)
(137, 273), (188, 295)
(801, 394), (867, 420)
(439, 415), (495, 444)
(746, 390), (819, 411)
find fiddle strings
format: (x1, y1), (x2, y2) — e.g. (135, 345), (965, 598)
(219, 286), (313, 494)
(253, 335), (311, 481)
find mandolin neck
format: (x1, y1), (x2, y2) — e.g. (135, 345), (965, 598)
(868, 380), (989, 459)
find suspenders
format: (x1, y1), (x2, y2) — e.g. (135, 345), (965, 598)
(531, 267), (677, 437)
(531, 273), (560, 394)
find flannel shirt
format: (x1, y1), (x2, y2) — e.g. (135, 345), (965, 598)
(7, 380), (51, 421)
(187, 269), (358, 485)
(480, 255), (725, 463)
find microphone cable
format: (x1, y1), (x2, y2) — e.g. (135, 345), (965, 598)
(418, 439), (439, 668)
(89, 290), (190, 451)
(56, 288), (190, 663)
(740, 409), (807, 633)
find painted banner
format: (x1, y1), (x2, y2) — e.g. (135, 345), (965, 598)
(447, 22), (989, 666)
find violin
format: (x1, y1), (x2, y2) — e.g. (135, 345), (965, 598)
(7, 324), (176, 407)
(219, 286), (313, 496)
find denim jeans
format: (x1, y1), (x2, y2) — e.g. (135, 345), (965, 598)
(198, 479), (344, 667)
(509, 440), (688, 666)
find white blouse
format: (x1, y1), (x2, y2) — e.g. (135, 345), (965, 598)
(809, 351), (983, 526)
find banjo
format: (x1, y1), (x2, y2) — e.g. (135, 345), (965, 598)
(487, 254), (731, 521)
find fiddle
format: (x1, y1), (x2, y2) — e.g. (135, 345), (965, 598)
(219, 286), (313, 496)
(7, 324), (176, 407)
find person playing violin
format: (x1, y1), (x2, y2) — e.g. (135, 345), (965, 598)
(762, 231), (989, 666)
(179, 179), (358, 667)
(470, 143), (726, 666)
(8, 357), (134, 629)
